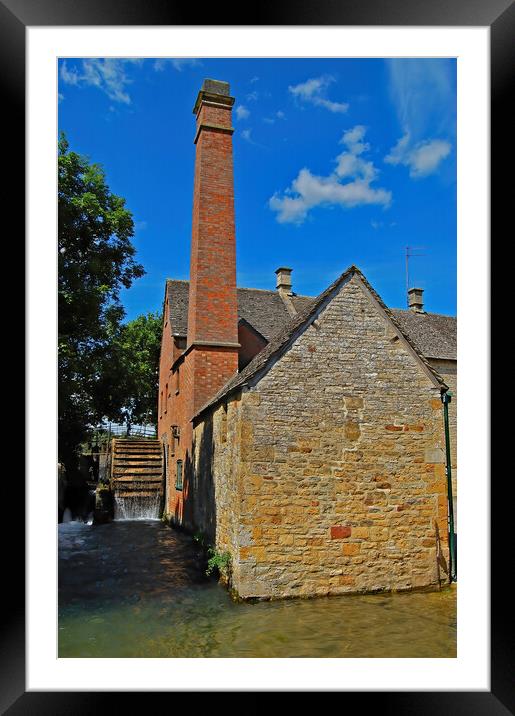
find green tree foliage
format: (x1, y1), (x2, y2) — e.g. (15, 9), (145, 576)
(110, 312), (162, 434)
(58, 132), (144, 474)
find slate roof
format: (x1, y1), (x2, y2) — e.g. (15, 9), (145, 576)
(166, 280), (190, 336)
(193, 266), (449, 421)
(390, 310), (456, 361)
(166, 279), (313, 341)
(165, 278), (456, 361)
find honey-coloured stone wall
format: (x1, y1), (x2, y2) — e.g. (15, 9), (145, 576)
(198, 274), (450, 599)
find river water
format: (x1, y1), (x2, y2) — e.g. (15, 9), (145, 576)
(58, 520), (456, 658)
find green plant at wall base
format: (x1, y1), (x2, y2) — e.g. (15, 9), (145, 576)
(206, 547), (232, 578)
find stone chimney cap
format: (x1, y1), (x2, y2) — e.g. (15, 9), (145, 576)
(276, 267), (293, 294)
(201, 79), (231, 96)
(408, 287), (424, 312)
(193, 79), (235, 114)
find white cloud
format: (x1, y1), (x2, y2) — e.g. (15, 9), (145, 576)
(385, 132), (411, 164)
(408, 140), (451, 177)
(385, 132), (451, 178)
(172, 58), (200, 71)
(289, 76), (330, 100)
(315, 98), (349, 113)
(263, 110), (286, 125)
(335, 126), (377, 181)
(340, 125), (369, 153)
(236, 105), (250, 121)
(386, 59), (455, 138)
(269, 126), (391, 224)
(241, 128), (252, 142)
(250, 76), (259, 84)
(384, 59), (454, 179)
(153, 58), (201, 72)
(60, 61), (80, 86)
(288, 75), (349, 114)
(59, 59), (141, 104)
(246, 91), (259, 102)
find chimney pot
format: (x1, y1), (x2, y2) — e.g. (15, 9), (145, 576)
(275, 267), (293, 294)
(408, 287), (424, 313)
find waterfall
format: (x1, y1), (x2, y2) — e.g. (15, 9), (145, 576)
(114, 492), (161, 521)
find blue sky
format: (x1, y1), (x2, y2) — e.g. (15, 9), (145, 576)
(58, 57), (456, 319)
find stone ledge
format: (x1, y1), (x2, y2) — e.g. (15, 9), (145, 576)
(194, 122), (235, 144)
(193, 90), (235, 115)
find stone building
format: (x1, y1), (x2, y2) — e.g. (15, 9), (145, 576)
(158, 79), (457, 599)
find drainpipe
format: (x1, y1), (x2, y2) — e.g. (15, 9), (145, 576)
(441, 390), (457, 582)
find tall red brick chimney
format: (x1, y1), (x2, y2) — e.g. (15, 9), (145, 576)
(186, 79), (239, 415)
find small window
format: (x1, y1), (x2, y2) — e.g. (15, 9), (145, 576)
(175, 366), (180, 395)
(165, 383), (168, 413)
(176, 460), (183, 491)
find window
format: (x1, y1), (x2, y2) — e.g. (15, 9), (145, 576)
(176, 460), (183, 491)
(175, 366), (180, 395)
(165, 383), (168, 413)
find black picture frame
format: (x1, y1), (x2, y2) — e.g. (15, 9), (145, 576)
(5, 0), (509, 711)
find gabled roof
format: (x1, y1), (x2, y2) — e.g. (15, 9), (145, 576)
(193, 266), (447, 422)
(165, 279), (456, 361)
(390, 310), (456, 361)
(165, 279), (313, 341)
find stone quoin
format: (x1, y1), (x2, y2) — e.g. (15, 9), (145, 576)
(158, 79), (457, 600)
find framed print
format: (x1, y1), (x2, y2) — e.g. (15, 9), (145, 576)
(4, 0), (511, 711)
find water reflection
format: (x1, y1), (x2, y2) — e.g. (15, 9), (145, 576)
(59, 521), (456, 658)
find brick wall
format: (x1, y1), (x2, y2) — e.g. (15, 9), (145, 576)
(159, 82), (240, 526)
(238, 322), (268, 370)
(187, 89), (238, 348)
(158, 291), (190, 522)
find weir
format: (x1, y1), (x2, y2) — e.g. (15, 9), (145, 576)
(110, 438), (164, 521)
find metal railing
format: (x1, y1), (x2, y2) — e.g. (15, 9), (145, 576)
(92, 423), (157, 440)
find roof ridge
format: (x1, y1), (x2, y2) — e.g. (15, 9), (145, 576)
(351, 269), (446, 386)
(166, 277), (313, 299)
(392, 308), (457, 320)
(237, 286), (281, 294)
(193, 265), (447, 422)
(193, 266), (357, 420)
